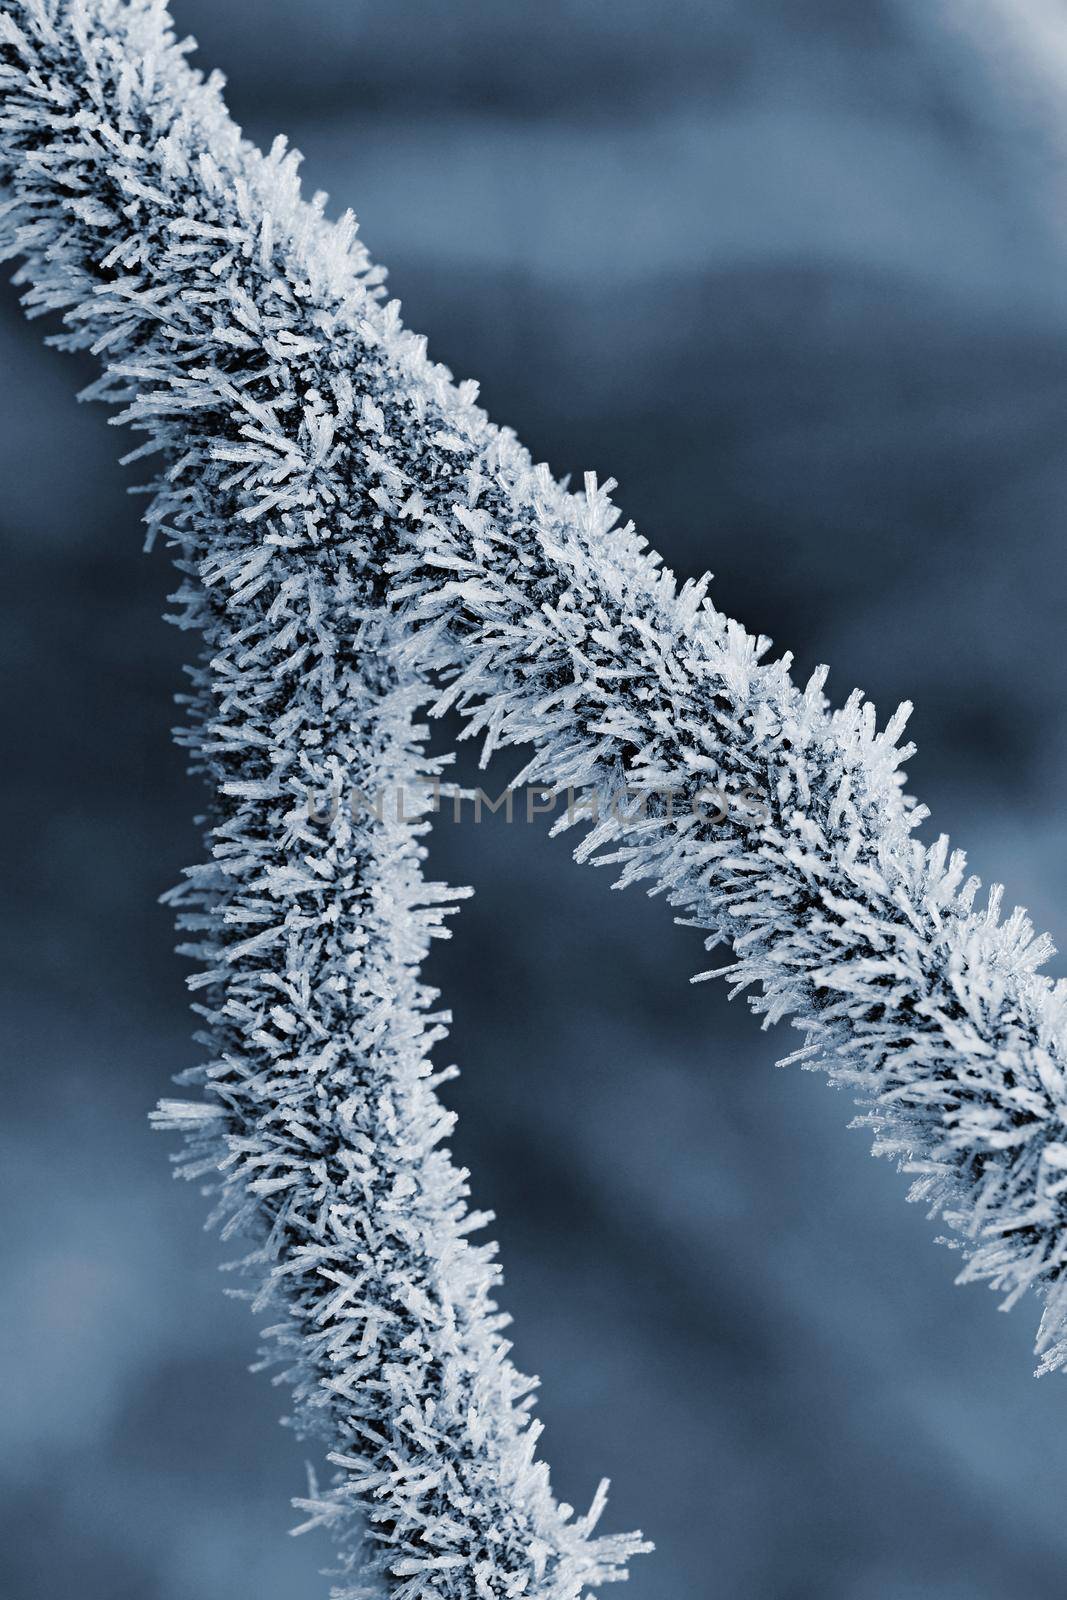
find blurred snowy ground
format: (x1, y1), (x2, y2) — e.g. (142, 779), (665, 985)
(4, 2), (1067, 1595)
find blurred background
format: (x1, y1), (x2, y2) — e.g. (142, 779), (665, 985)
(4, 1), (1067, 1595)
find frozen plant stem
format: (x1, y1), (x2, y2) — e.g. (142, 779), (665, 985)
(3, 0), (1067, 1592)
(0, 3), (647, 1596)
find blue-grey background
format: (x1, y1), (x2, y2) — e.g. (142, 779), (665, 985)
(4, 3), (1067, 1595)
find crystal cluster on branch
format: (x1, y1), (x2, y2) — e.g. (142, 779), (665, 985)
(3, 2), (1067, 1594)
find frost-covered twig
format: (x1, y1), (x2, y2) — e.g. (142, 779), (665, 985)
(4, 0), (1067, 1590)
(0, 3), (647, 1595)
